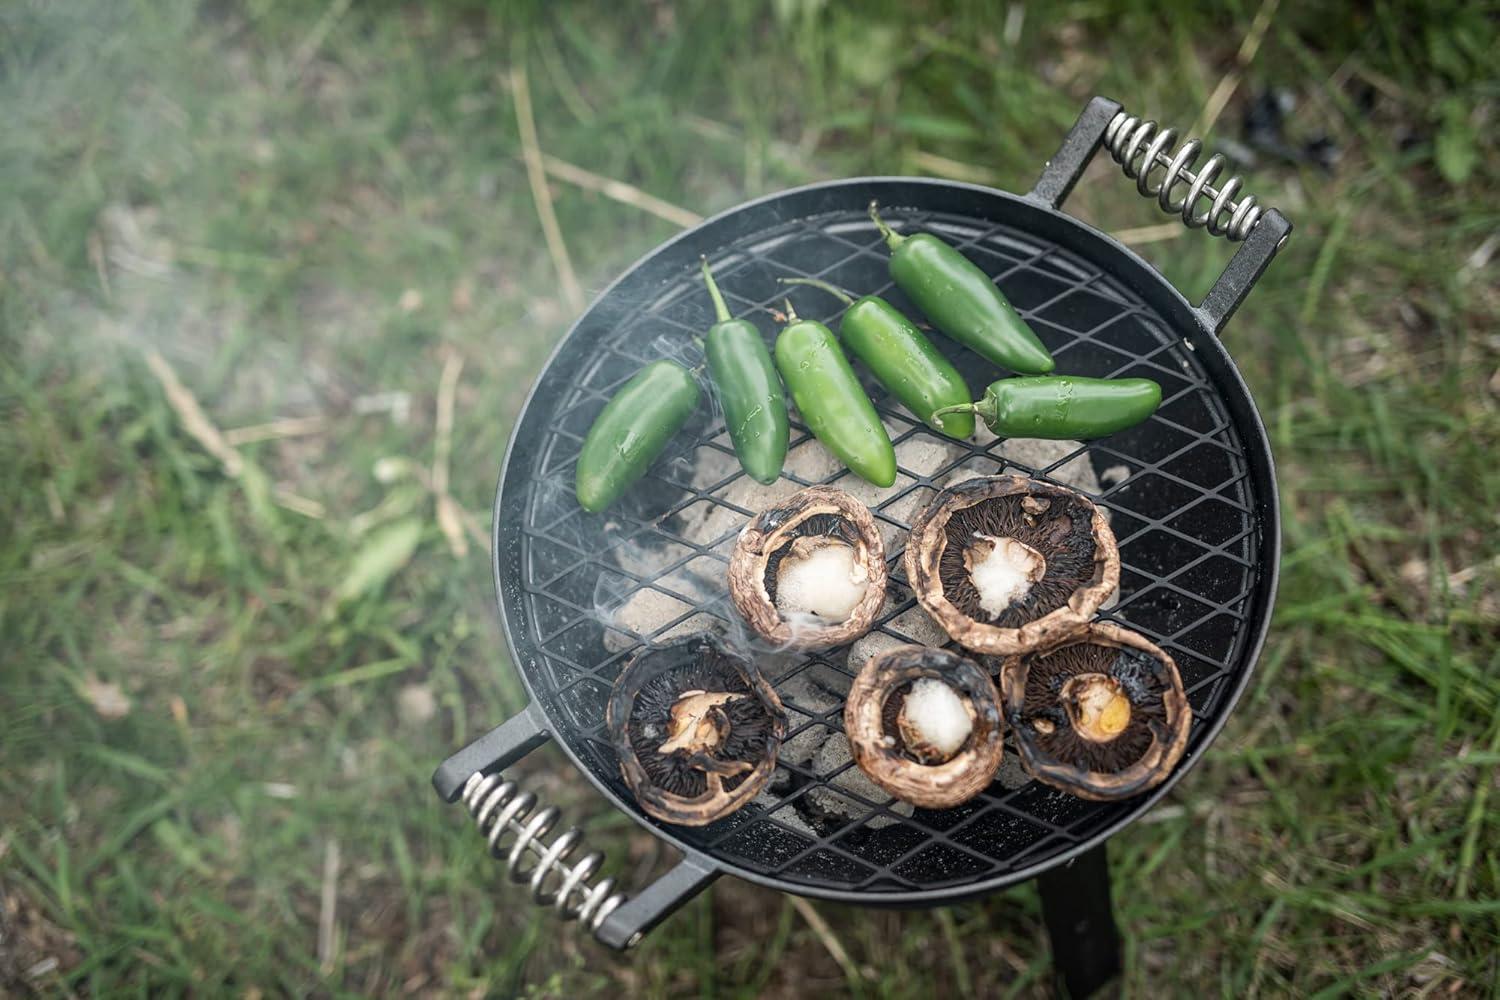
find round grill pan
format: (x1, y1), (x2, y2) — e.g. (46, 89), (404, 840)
(433, 97), (1292, 950)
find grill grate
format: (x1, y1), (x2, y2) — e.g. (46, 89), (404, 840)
(499, 195), (1265, 896)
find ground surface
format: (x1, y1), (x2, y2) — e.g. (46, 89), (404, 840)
(2, 1), (1497, 996)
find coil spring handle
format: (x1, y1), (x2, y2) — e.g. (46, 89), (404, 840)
(1030, 96), (1293, 332)
(433, 704), (719, 950)
(462, 771), (628, 934)
(1104, 112), (1264, 241)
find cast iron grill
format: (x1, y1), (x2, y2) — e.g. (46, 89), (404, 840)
(434, 97), (1291, 954)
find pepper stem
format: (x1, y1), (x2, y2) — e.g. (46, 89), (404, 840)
(930, 402), (978, 420)
(932, 395), (997, 428)
(699, 256), (732, 323)
(780, 277), (855, 306)
(868, 201), (906, 251)
(783, 298), (799, 322)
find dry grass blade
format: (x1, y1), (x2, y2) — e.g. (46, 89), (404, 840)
(510, 58), (584, 315)
(432, 351), (468, 558)
(909, 150), (999, 185)
(434, 497), (467, 554)
(143, 350), (243, 477)
(87, 227), (111, 300)
(289, 0), (353, 81)
(789, 897), (863, 987)
(317, 838), (340, 975)
(537, 154), (702, 228)
(1192, 0), (1281, 138)
(431, 352), (462, 499)
(452, 503), (489, 554)
(1113, 222), (1186, 246)
(144, 349), (324, 517)
(224, 415), (327, 446)
(272, 491), (325, 519)
(376, 456), (490, 555)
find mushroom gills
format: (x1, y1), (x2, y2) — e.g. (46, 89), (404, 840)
(895, 677), (973, 764)
(629, 670), (774, 798)
(965, 534), (1046, 617)
(938, 491), (1098, 628)
(774, 536), (867, 622)
(1022, 644), (1165, 774)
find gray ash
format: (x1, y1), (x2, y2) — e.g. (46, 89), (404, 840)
(627, 658), (776, 798)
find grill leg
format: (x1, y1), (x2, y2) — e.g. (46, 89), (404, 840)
(1037, 845), (1121, 998)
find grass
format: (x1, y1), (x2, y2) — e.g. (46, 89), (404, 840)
(2, 0), (1497, 995)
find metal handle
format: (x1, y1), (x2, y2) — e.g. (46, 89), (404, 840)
(1029, 96), (1293, 333)
(433, 701), (719, 949)
(433, 702), (551, 801)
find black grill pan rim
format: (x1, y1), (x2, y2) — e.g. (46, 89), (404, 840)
(488, 175), (1281, 905)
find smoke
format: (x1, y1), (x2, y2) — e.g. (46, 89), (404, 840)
(592, 527), (828, 678)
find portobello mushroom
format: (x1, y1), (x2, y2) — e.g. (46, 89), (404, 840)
(904, 475), (1118, 656)
(999, 622), (1190, 801)
(728, 485), (887, 649)
(844, 644), (1004, 809)
(607, 632), (786, 826)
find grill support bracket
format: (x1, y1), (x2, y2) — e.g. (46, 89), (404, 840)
(1039, 844), (1122, 998)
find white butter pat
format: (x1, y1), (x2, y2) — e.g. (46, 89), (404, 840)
(775, 541), (865, 621)
(902, 678), (972, 758)
(968, 533), (1045, 617)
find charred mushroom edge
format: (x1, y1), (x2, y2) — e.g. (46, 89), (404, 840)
(999, 621), (1190, 802)
(844, 644), (1005, 809)
(904, 475), (1120, 656)
(607, 632), (787, 826)
(728, 485), (888, 650)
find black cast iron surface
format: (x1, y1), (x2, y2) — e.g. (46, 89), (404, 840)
(491, 177), (1278, 904)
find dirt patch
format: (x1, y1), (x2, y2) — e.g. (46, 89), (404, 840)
(0, 881), (82, 994)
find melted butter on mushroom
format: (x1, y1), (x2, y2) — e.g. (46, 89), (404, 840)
(774, 536), (867, 622)
(896, 677), (974, 764)
(965, 534), (1047, 617)
(1062, 674), (1132, 743)
(728, 486), (887, 649)
(845, 645), (1004, 809)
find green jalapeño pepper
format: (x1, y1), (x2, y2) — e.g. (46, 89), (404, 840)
(701, 258), (789, 484)
(869, 202), (1055, 375)
(781, 277), (974, 440)
(932, 375), (1161, 440)
(774, 300), (896, 488)
(575, 360), (700, 512)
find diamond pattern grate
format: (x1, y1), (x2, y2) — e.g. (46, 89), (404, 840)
(495, 189), (1272, 897)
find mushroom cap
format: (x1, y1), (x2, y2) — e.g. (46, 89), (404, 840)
(844, 644), (1005, 809)
(607, 632), (787, 826)
(728, 485), (888, 650)
(999, 622), (1190, 802)
(904, 475), (1119, 656)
